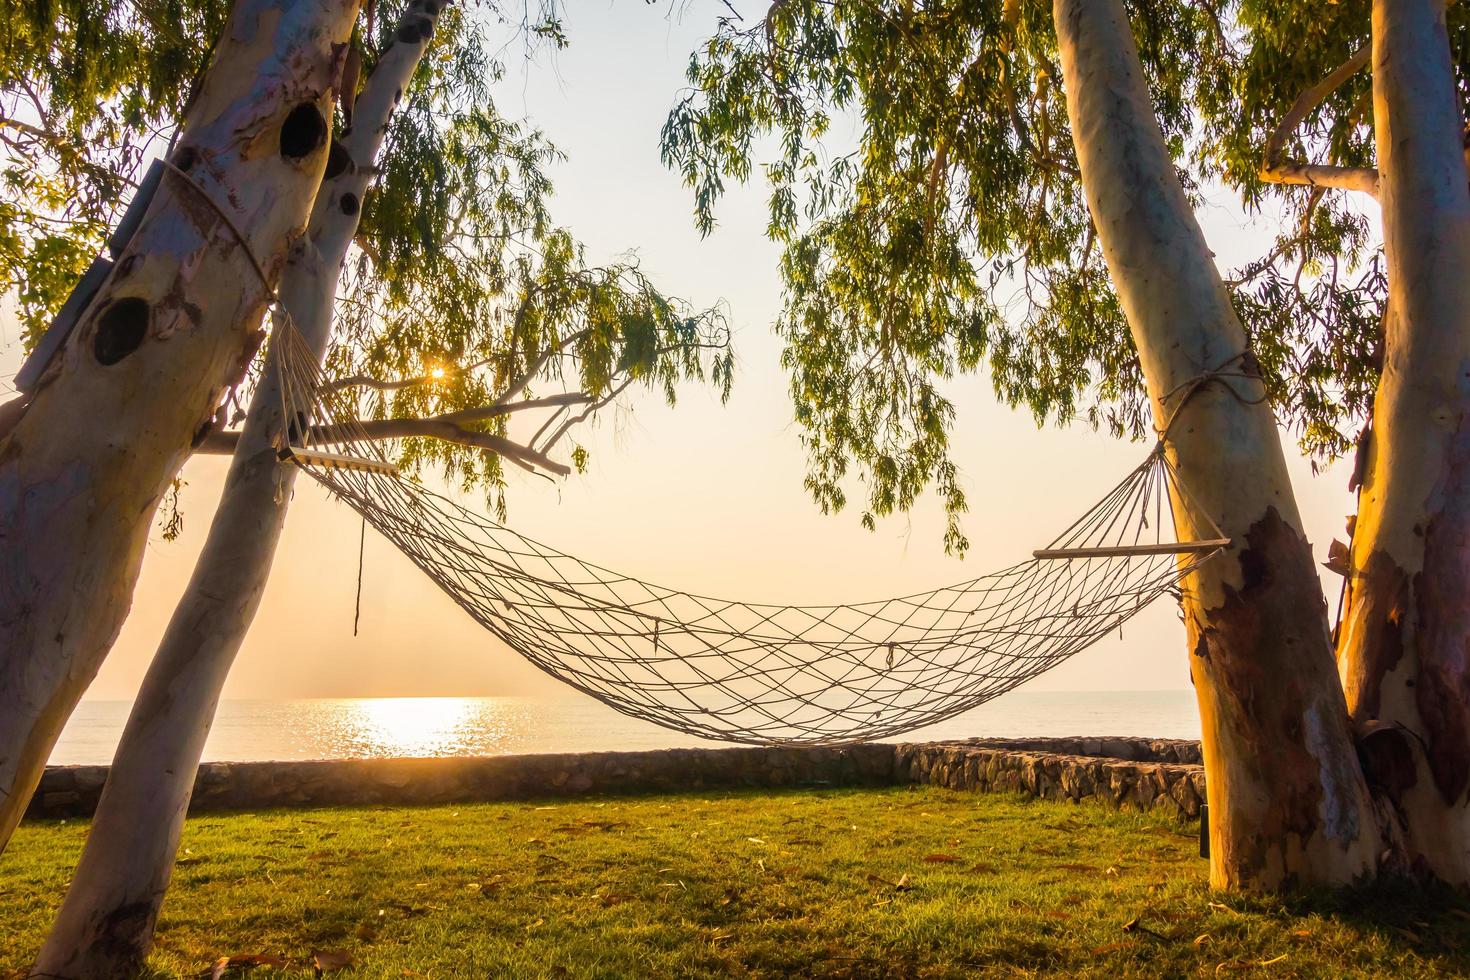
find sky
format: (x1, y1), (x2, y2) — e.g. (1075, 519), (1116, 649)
(0, 0), (1363, 703)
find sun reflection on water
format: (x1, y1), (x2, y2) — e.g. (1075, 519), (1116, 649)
(340, 697), (481, 758)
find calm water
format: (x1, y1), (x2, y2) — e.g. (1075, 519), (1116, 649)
(49, 691), (1200, 765)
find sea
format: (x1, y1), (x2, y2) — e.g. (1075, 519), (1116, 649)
(49, 691), (1201, 765)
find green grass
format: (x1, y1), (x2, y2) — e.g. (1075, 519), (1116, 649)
(3, 787), (1467, 978)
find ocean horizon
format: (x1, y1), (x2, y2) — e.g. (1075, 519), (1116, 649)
(50, 690), (1202, 766)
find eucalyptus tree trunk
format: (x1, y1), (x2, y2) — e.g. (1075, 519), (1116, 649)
(1054, 0), (1382, 890)
(1335, 0), (1470, 884)
(29, 7), (448, 977)
(0, 0), (358, 850)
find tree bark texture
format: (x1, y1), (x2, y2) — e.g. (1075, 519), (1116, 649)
(1054, 0), (1383, 891)
(0, 0), (360, 851)
(1336, 0), (1470, 883)
(30, 4), (446, 975)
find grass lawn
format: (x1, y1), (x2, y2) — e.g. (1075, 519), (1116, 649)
(3, 786), (1467, 978)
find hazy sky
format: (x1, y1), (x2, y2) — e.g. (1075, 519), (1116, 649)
(0, 1), (1362, 703)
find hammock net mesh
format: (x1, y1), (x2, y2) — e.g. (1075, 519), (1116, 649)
(274, 327), (1221, 745)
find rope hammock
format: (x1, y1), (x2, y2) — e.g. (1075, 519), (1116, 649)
(272, 325), (1227, 746)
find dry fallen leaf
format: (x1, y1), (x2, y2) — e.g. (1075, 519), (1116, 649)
(1193, 933), (1213, 947)
(1214, 953), (1288, 975)
(210, 952), (288, 979)
(311, 949), (355, 974)
(894, 873), (912, 892)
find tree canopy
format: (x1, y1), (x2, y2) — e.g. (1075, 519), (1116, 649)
(2, 0), (734, 521)
(0, 0), (230, 341)
(659, 0), (1439, 552)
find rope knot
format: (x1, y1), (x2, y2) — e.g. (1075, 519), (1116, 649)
(1157, 350), (1267, 445)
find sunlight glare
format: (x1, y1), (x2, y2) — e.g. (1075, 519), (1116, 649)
(349, 697), (476, 757)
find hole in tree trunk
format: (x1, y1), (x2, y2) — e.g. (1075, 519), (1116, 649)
(93, 297), (150, 365)
(324, 141), (352, 180)
(279, 103), (327, 161)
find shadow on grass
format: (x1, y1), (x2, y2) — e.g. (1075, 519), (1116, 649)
(1220, 877), (1470, 971)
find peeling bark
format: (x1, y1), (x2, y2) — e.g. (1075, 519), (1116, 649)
(1336, 0), (1470, 883)
(0, 0), (360, 850)
(31, 5), (447, 975)
(1055, 0), (1381, 890)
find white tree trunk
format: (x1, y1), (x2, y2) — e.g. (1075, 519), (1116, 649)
(0, 0), (359, 850)
(31, 6), (448, 975)
(1054, 0), (1383, 890)
(1336, 0), (1470, 883)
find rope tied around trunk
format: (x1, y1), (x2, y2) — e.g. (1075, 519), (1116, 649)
(159, 158), (284, 316)
(1156, 350), (1270, 444)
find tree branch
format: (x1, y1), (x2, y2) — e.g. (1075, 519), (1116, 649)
(489, 328), (591, 408)
(1260, 43), (1378, 197)
(535, 376), (638, 454)
(197, 417), (572, 477)
(435, 391), (592, 426)
(322, 373), (438, 393)
(352, 418), (572, 476)
(1259, 162), (1380, 197)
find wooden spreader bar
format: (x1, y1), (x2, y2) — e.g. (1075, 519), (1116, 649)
(1033, 538), (1231, 560)
(283, 446), (400, 477)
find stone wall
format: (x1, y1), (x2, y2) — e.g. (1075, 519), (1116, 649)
(943, 736), (1202, 766)
(894, 742), (1206, 818)
(26, 737), (1205, 822)
(27, 744), (896, 820)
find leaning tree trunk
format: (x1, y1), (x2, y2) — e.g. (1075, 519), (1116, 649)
(1335, 0), (1470, 883)
(0, 0), (359, 849)
(30, 6), (449, 976)
(1054, 0), (1383, 890)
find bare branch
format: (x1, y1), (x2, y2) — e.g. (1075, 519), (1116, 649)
(1260, 43), (1378, 198)
(1259, 162), (1380, 197)
(351, 418), (572, 476)
(537, 375), (639, 454)
(322, 356), (492, 393)
(322, 373), (438, 393)
(198, 418), (572, 477)
(436, 391), (593, 426)
(490, 328), (591, 408)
